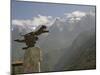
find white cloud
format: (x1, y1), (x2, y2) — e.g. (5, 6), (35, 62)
(66, 11), (86, 18)
(64, 11), (86, 23)
(63, 11), (95, 31)
(32, 15), (53, 26)
(12, 15), (53, 27)
(12, 20), (24, 26)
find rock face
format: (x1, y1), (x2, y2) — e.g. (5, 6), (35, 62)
(23, 47), (42, 73)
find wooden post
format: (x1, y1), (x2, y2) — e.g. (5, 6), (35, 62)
(23, 47), (42, 73)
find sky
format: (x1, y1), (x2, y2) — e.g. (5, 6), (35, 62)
(12, 0), (95, 19)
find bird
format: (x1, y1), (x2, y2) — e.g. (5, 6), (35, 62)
(14, 25), (49, 49)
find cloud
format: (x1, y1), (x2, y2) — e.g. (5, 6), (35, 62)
(12, 15), (53, 27)
(64, 11), (95, 24)
(32, 15), (53, 26)
(12, 20), (24, 26)
(67, 11), (86, 18)
(64, 11), (86, 23)
(12, 15), (54, 33)
(63, 11), (95, 31)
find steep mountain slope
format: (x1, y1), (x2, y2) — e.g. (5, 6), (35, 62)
(38, 15), (95, 71)
(54, 29), (96, 71)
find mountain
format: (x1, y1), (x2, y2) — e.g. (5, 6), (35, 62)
(38, 14), (95, 71)
(39, 14), (96, 52)
(54, 29), (96, 71)
(11, 25), (25, 61)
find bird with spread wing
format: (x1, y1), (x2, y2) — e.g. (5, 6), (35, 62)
(14, 25), (49, 49)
